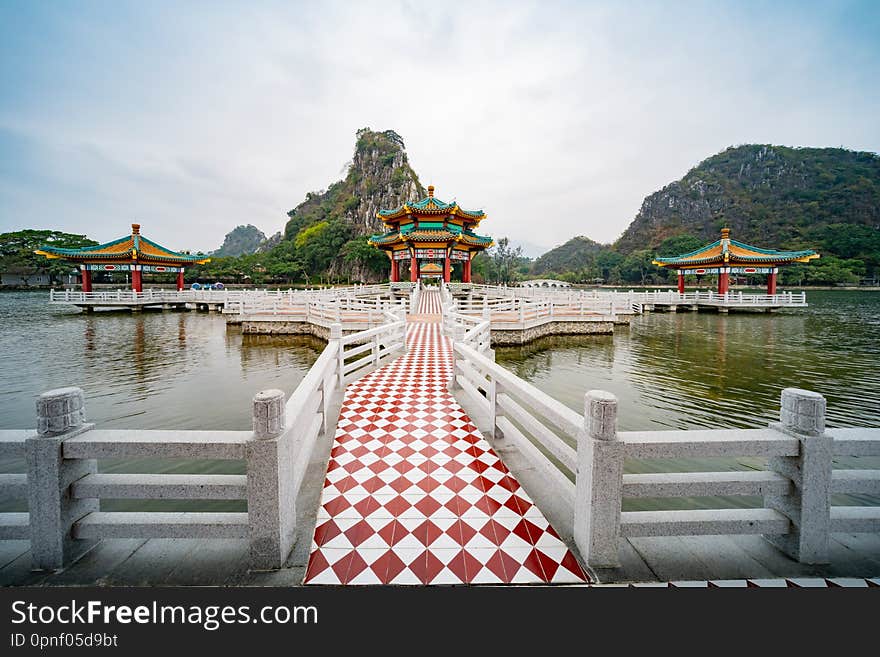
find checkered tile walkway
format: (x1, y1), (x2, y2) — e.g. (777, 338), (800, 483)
(417, 287), (441, 315)
(303, 292), (588, 585)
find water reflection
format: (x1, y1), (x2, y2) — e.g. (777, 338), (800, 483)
(496, 334), (615, 383)
(0, 293), (322, 431)
(496, 291), (880, 431)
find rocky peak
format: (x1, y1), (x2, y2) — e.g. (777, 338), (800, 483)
(614, 144), (880, 254)
(284, 128), (425, 239)
(214, 224), (267, 256)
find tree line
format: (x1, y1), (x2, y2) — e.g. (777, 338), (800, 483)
(2, 225), (877, 288)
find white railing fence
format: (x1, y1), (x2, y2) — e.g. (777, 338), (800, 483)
(446, 327), (880, 569)
(409, 281), (421, 315)
(0, 310), (409, 572)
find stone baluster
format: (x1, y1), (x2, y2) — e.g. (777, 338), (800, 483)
(247, 389), (296, 570)
(27, 387), (97, 570)
(574, 390), (623, 568)
(764, 388), (832, 563)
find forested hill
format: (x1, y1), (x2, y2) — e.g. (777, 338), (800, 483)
(614, 145), (880, 255)
(186, 128), (426, 284)
(213, 224), (267, 256)
(531, 236), (607, 275)
(528, 145), (880, 284)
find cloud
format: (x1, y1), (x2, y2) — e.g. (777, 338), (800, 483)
(0, 0), (878, 252)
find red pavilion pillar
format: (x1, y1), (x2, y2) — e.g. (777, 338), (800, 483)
(767, 268), (777, 295)
(718, 268), (729, 295)
(390, 257), (400, 283)
(177, 268), (185, 291)
(410, 256), (419, 282)
(463, 258), (472, 283)
(443, 254), (451, 283)
(677, 271), (685, 294)
(81, 266), (92, 293)
(132, 265), (142, 293)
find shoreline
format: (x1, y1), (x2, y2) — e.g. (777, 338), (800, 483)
(2, 284), (880, 292)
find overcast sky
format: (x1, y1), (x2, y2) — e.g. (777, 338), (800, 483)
(1, 1), (878, 255)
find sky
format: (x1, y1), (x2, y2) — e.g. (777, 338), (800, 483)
(1, 1), (878, 256)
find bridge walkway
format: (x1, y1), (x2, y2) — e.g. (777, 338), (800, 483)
(302, 290), (587, 584)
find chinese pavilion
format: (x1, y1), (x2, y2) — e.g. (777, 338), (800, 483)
(368, 186), (493, 283)
(652, 228), (819, 294)
(35, 224), (210, 292)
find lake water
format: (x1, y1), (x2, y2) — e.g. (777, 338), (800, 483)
(493, 289), (880, 510)
(0, 292), (322, 512)
(0, 292), (322, 431)
(1, 289), (877, 512)
(494, 289), (880, 431)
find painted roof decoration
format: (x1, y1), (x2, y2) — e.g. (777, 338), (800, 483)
(419, 262), (443, 274)
(369, 185), (494, 252)
(653, 228), (819, 268)
(377, 185), (486, 222)
(35, 224), (210, 265)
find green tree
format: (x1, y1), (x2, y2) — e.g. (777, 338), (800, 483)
(618, 249), (655, 285)
(0, 229), (98, 285)
(490, 237), (525, 284)
(341, 237), (389, 278)
(295, 219), (353, 278)
(595, 250), (624, 282)
(802, 256), (864, 285)
(655, 234), (705, 257)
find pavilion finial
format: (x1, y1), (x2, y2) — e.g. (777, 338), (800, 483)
(132, 223), (141, 235)
(721, 227), (730, 240)
(427, 185), (434, 198)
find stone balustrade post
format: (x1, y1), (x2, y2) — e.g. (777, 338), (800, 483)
(764, 388), (832, 563)
(573, 390), (623, 568)
(247, 389), (296, 570)
(330, 323), (344, 387)
(447, 324), (466, 392)
(27, 387), (97, 570)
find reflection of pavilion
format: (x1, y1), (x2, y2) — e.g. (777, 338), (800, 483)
(369, 186), (493, 283)
(653, 228), (819, 294)
(36, 224), (210, 292)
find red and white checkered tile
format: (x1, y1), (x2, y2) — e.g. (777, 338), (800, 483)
(304, 304), (588, 585)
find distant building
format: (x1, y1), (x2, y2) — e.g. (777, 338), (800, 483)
(1, 270), (52, 286)
(652, 227), (819, 294)
(35, 223), (210, 292)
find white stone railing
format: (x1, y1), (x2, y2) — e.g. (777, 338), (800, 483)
(49, 282), (415, 308)
(444, 284), (807, 308)
(0, 308), (408, 572)
(49, 288), (254, 304)
(444, 294), (624, 330)
(335, 309), (408, 386)
(238, 293), (408, 329)
(633, 290), (807, 306)
(446, 333), (880, 569)
(409, 281), (421, 314)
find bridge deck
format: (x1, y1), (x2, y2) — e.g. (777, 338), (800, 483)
(302, 290), (587, 585)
